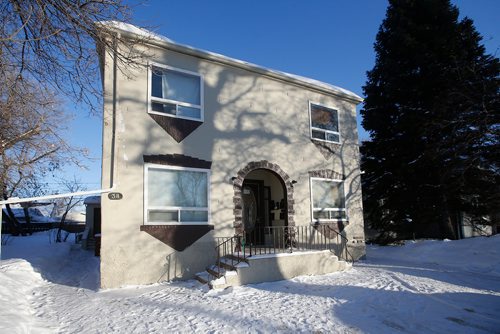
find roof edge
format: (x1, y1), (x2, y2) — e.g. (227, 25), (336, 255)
(96, 21), (363, 104)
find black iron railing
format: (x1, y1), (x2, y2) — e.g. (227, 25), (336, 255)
(211, 224), (354, 281)
(212, 234), (247, 279)
(242, 225), (354, 262)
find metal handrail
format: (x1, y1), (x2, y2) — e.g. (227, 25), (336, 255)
(212, 234), (247, 280)
(242, 225), (355, 263)
(315, 223), (355, 263)
(210, 224), (355, 282)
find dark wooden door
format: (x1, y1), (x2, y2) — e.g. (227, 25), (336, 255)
(242, 179), (265, 245)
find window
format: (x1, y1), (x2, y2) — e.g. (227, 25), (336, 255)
(149, 63), (203, 121)
(310, 177), (346, 221)
(145, 164), (210, 224)
(309, 102), (340, 143)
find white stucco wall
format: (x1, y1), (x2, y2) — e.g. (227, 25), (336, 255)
(99, 36), (365, 288)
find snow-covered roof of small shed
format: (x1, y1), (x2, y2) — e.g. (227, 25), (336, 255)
(96, 21), (363, 103)
(84, 196), (101, 205)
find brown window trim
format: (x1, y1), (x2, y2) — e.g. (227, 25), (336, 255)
(140, 224), (214, 251)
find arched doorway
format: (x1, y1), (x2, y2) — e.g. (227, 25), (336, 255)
(233, 161), (295, 240)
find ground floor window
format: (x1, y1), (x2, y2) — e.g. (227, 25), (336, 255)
(144, 164), (209, 224)
(310, 177), (346, 222)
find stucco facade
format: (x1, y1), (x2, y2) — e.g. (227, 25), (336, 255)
(98, 23), (365, 288)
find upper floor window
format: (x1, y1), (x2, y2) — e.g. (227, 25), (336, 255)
(309, 102), (340, 144)
(145, 164), (210, 224)
(149, 63), (203, 121)
(310, 177), (346, 222)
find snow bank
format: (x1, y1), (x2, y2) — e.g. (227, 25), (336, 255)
(1, 231), (97, 333)
(0, 259), (54, 333)
(368, 235), (500, 275)
(2, 231), (71, 260)
(1, 233), (499, 333)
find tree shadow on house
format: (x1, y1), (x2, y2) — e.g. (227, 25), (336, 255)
(98, 38), (367, 288)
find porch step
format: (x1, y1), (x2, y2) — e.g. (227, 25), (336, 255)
(197, 251), (351, 290)
(218, 257), (250, 270)
(194, 255), (245, 289)
(224, 253), (248, 264)
(195, 271), (210, 284)
(206, 265), (225, 279)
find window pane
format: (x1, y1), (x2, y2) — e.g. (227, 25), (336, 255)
(152, 102), (177, 115)
(151, 71), (163, 98)
(152, 66), (200, 105)
(178, 105), (201, 119)
(149, 210), (178, 222)
(312, 179), (345, 209)
(326, 132), (340, 143)
(313, 210), (330, 220)
(313, 210), (346, 220)
(330, 210), (346, 219)
(311, 104), (338, 132)
(312, 129), (326, 140)
(148, 168), (208, 208)
(180, 210), (208, 222)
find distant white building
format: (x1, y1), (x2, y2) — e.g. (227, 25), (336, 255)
(458, 213), (496, 239)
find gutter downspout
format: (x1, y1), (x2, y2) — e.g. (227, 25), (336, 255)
(109, 32), (119, 189)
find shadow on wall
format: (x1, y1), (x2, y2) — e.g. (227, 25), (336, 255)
(119, 61), (298, 281)
(158, 239), (217, 282)
(111, 46), (363, 283)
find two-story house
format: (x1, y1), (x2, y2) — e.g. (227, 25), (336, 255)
(96, 21), (365, 289)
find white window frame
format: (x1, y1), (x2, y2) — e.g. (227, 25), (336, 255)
(309, 177), (347, 223)
(144, 163), (211, 225)
(148, 62), (204, 122)
(309, 101), (341, 144)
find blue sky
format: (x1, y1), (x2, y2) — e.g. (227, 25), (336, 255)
(60, 0), (499, 192)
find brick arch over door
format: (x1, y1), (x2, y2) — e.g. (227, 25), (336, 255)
(233, 161), (295, 235)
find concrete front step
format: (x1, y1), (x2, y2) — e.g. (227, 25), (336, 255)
(224, 254), (248, 264)
(195, 271), (210, 284)
(194, 254), (250, 288)
(195, 269), (238, 289)
(218, 257), (249, 270)
(196, 250), (350, 289)
(206, 265), (225, 278)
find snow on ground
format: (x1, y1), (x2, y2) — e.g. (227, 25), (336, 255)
(1, 231), (499, 334)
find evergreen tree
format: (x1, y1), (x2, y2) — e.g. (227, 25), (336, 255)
(361, 0), (499, 241)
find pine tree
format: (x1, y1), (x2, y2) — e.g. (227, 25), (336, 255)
(361, 0), (499, 241)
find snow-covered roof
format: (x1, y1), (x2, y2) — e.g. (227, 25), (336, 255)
(96, 21), (363, 103)
(97, 21), (174, 43)
(83, 196), (101, 205)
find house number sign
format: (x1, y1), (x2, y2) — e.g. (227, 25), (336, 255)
(108, 192), (123, 200)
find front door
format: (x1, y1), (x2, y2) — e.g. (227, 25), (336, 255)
(242, 179), (265, 245)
